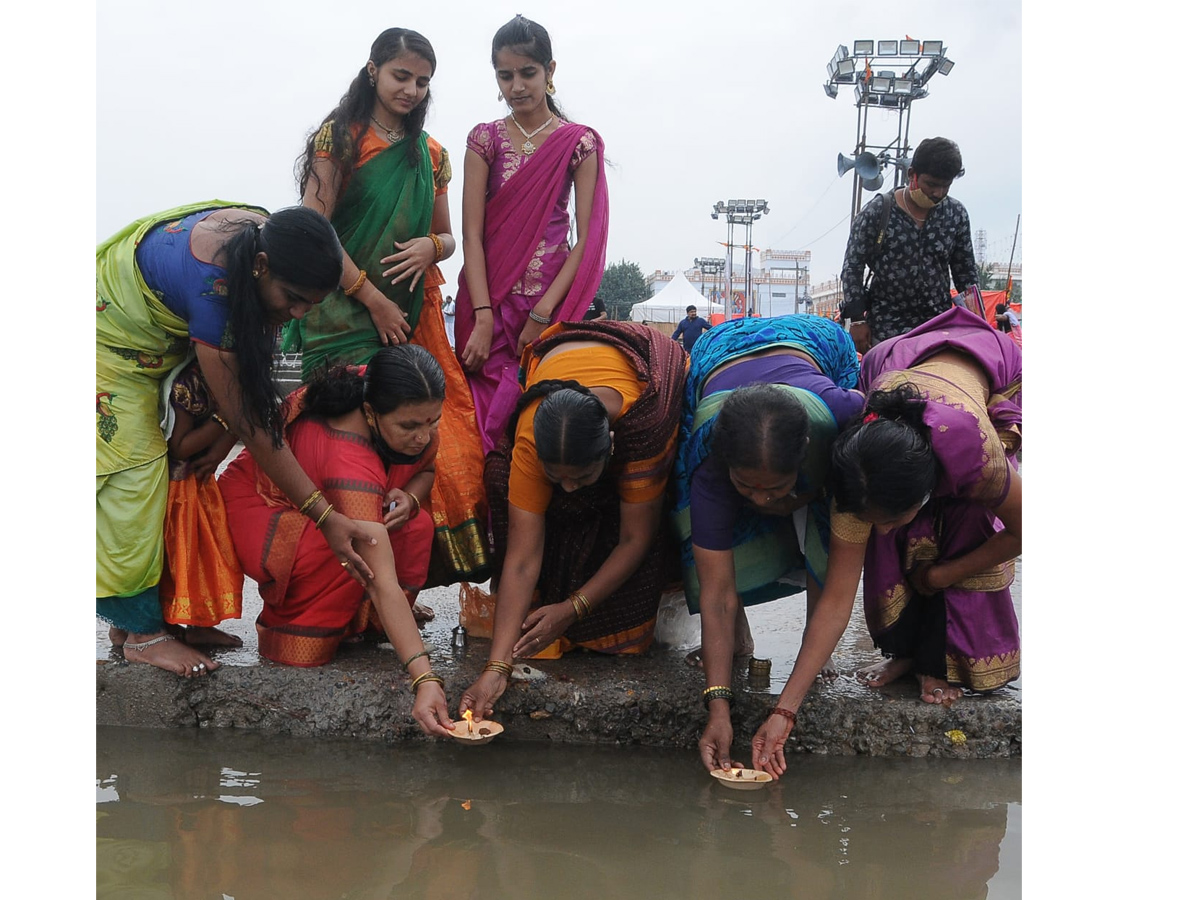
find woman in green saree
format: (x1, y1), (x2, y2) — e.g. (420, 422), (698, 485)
(288, 28), (490, 589)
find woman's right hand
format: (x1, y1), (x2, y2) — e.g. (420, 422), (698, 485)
(458, 670), (507, 720)
(412, 682), (457, 737)
(362, 289), (411, 346)
(698, 708), (739, 773)
(459, 321), (494, 372)
(319, 510), (377, 585)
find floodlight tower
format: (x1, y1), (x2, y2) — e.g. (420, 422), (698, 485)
(694, 256), (725, 307)
(823, 39), (956, 218)
(712, 200), (769, 317)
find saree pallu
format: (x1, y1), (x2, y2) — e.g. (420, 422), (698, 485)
(487, 322), (686, 654)
(671, 315), (860, 613)
(858, 306), (1022, 691)
(159, 362), (243, 626)
(454, 124), (610, 454)
(219, 415), (434, 667)
(159, 470), (243, 627)
(96, 199), (261, 627)
(283, 134), (490, 585)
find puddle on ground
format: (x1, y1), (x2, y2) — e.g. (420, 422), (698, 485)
(97, 726), (1020, 899)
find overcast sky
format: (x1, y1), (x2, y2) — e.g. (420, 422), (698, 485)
(96, 0), (1021, 290)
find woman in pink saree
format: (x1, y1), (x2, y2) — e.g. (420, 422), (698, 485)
(455, 15), (610, 454)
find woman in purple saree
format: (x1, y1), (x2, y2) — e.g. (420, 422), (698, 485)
(455, 15), (609, 454)
(742, 307), (1021, 780)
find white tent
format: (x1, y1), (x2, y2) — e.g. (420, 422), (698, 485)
(629, 272), (724, 323)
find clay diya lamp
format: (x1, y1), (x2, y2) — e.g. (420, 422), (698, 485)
(710, 767), (773, 791)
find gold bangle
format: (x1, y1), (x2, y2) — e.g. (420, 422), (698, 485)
(568, 590), (591, 620)
(314, 503), (335, 529)
(484, 659), (514, 677)
(211, 413), (230, 432)
(427, 233), (444, 262)
(401, 649), (430, 671)
(298, 490), (324, 516)
(411, 671), (444, 692)
(345, 269), (368, 297)
(404, 490), (421, 511)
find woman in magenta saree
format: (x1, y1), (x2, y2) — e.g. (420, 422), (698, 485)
(455, 15), (609, 454)
(835, 306), (1022, 700)
(744, 306), (1022, 779)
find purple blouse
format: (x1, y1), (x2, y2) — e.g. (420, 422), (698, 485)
(690, 354), (864, 551)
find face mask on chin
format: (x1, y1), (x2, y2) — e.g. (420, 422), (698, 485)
(909, 182), (942, 209)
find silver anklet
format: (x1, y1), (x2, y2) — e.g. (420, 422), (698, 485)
(124, 634), (177, 652)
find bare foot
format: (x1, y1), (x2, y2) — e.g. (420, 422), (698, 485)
(816, 657), (839, 679)
(856, 657), (912, 687)
(123, 632), (219, 677)
(686, 607), (754, 668)
(109, 627), (128, 649)
(917, 674), (963, 706)
(180, 626), (243, 648)
(412, 601), (435, 625)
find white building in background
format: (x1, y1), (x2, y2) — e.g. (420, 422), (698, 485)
(646, 248), (811, 318)
(755, 249), (812, 316)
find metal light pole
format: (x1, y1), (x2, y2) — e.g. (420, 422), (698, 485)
(695, 256), (725, 315)
(824, 39), (955, 218)
(713, 200), (768, 318)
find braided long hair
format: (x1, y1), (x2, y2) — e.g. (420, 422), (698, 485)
(215, 206), (341, 447)
(830, 383), (936, 515)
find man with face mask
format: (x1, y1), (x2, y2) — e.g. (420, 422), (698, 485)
(838, 137), (978, 346)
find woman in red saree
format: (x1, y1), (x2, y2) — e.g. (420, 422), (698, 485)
(455, 15), (610, 454)
(287, 28), (490, 585)
(219, 345), (456, 735)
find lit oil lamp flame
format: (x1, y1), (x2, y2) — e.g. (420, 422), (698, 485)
(464, 709), (474, 735)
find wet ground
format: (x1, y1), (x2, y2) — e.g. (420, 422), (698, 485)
(97, 561), (1020, 758)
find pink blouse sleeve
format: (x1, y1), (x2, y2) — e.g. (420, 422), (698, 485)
(466, 121), (495, 164)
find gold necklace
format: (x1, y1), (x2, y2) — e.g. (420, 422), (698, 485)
(371, 115), (403, 143)
(509, 113), (556, 155)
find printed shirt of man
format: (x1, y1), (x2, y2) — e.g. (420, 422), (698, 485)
(838, 138), (978, 343)
(671, 306), (712, 352)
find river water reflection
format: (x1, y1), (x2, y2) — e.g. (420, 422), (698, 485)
(98, 726), (1020, 899)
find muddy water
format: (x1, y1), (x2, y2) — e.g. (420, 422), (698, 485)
(97, 726), (1020, 899)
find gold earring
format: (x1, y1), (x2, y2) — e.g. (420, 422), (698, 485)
(546, 81), (556, 95)
(252, 269), (261, 279)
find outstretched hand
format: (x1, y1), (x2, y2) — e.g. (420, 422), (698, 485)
(412, 681), (457, 737)
(698, 713), (741, 773)
(750, 713), (793, 780)
(459, 670), (507, 720)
